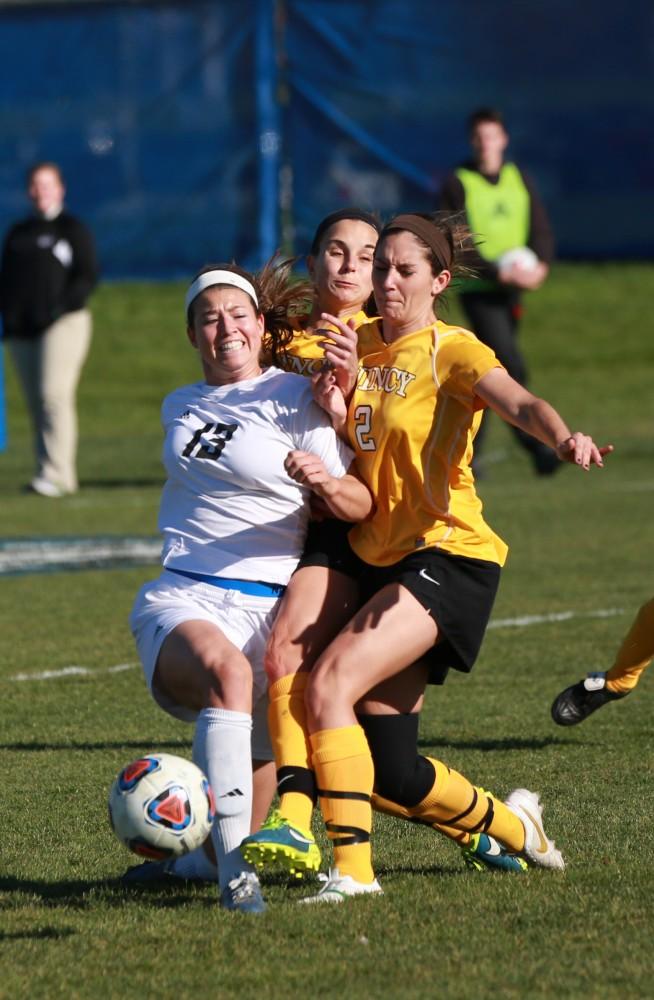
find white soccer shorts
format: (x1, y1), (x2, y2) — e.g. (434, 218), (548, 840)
(129, 569), (279, 760)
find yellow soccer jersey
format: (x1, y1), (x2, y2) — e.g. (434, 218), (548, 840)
(348, 320), (508, 567)
(279, 309), (371, 376)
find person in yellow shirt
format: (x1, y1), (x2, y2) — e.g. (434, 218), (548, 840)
(551, 596), (653, 724)
(246, 208), (526, 879)
(273, 212), (611, 901)
(277, 207), (379, 378)
(246, 209), (379, 863)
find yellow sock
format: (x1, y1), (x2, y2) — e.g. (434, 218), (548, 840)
(267, 674), (314, 830)
(371, 792), (472, 847)
(411, 758), (525, 853)
(311, 725), (375, 883)
(606, 597), (654, 695)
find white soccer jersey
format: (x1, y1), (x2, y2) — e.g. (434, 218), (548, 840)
(158, 366), (353, 585)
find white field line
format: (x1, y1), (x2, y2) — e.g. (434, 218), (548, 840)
(8, 663), (138, 682)
(488, 607), (624, 629)
(6, 607), (626, 683)
(0, 537), (160, 574)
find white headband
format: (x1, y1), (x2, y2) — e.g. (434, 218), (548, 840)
(184, 270), (259, 313)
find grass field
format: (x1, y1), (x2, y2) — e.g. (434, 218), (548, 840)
(1, 265), (652, 999)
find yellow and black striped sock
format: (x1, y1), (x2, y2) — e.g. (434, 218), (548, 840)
(371, 792), (472, 847)
(606, 597), (654, 695)
(311, 725), (375, 883)
(410, 757), (525, 853)
(267, 673), (315, 831)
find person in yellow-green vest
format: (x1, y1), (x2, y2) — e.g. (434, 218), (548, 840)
(440, 108), (558, 476)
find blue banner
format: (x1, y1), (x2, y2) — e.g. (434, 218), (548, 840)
(0, 0), (651, 276)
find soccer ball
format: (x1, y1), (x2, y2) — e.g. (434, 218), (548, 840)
(108, 753), (215, 860)
(497, 246), (539, 272)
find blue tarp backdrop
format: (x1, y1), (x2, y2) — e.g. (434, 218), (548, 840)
(0, 0), (652, 278)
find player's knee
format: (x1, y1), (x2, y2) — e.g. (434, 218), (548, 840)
(203, 655), (252, 711)
(305, 655), (354, 726)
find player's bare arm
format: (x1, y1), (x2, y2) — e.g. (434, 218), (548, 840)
(475, 367), (613, 470)
(284, 451), (373, 521)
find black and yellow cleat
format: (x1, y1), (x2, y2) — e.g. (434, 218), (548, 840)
(551, 672), (627, 726)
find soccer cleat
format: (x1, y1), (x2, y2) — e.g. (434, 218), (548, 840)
(461, 833), (528, 873)
(505, 788), (565, 870)
(299, 867), (383, 904)
(219, 872), (266, 914)
(28, 476), (67, 498)
(121, 856), (217, 885)
(121, 859), (179, 884)
(240, 808), (321, 878)
(551, 672), (627, 726)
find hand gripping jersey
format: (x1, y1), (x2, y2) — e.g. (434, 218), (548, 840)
(158, 367), (353, 584)
(348, 321), (508, 567)
(279, 309), (371, 376)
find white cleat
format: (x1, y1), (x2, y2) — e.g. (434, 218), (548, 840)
(29, 476), (67, 498)
(505, 788), (565, 870)
(299, 867), (383, 904)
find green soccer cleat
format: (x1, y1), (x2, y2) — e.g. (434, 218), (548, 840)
(461, 833), (528, 873)
(240, 808), (321, 879)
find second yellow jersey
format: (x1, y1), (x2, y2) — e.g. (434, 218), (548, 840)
(348, 320), (508, 567)
(279, 309), (371, 376)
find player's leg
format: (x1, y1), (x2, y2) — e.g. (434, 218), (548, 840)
(355, 548), (529, 871)
(266, 564), (356, 829)
(242, 546), (359, 876)
(250, 689), (278, 832)
(552, 596), (654, 725)
(128, 575), (272, 912)
(358, 708), (528, 874)
(156, 621), (266, 910)
(303, 582), (563, 901)
(302, 583), (440, 900)
(606, 595), (654, 692)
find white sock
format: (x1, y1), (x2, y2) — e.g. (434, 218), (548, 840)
(170, 846), (218, 882)
(193, 707), (254, 891)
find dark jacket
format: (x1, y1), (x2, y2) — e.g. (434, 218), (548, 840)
(0, 210), (98, 338)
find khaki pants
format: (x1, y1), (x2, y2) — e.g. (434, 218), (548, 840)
(9, 309), (92, 492)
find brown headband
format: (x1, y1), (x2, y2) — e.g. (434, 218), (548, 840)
(382, 214), (453, 270)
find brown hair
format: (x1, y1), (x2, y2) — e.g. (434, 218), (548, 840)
(379, 211), (478, 282)
(309, 208), (381, 255)
(186, 256), (312, 367)
(467, 107), (507, 133)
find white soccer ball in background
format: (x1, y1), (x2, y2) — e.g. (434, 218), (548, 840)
(108, 753), (215, 860)
(497, 246), (539, 273)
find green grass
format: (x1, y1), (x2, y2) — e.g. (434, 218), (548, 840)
(1, 265), (653, 998)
